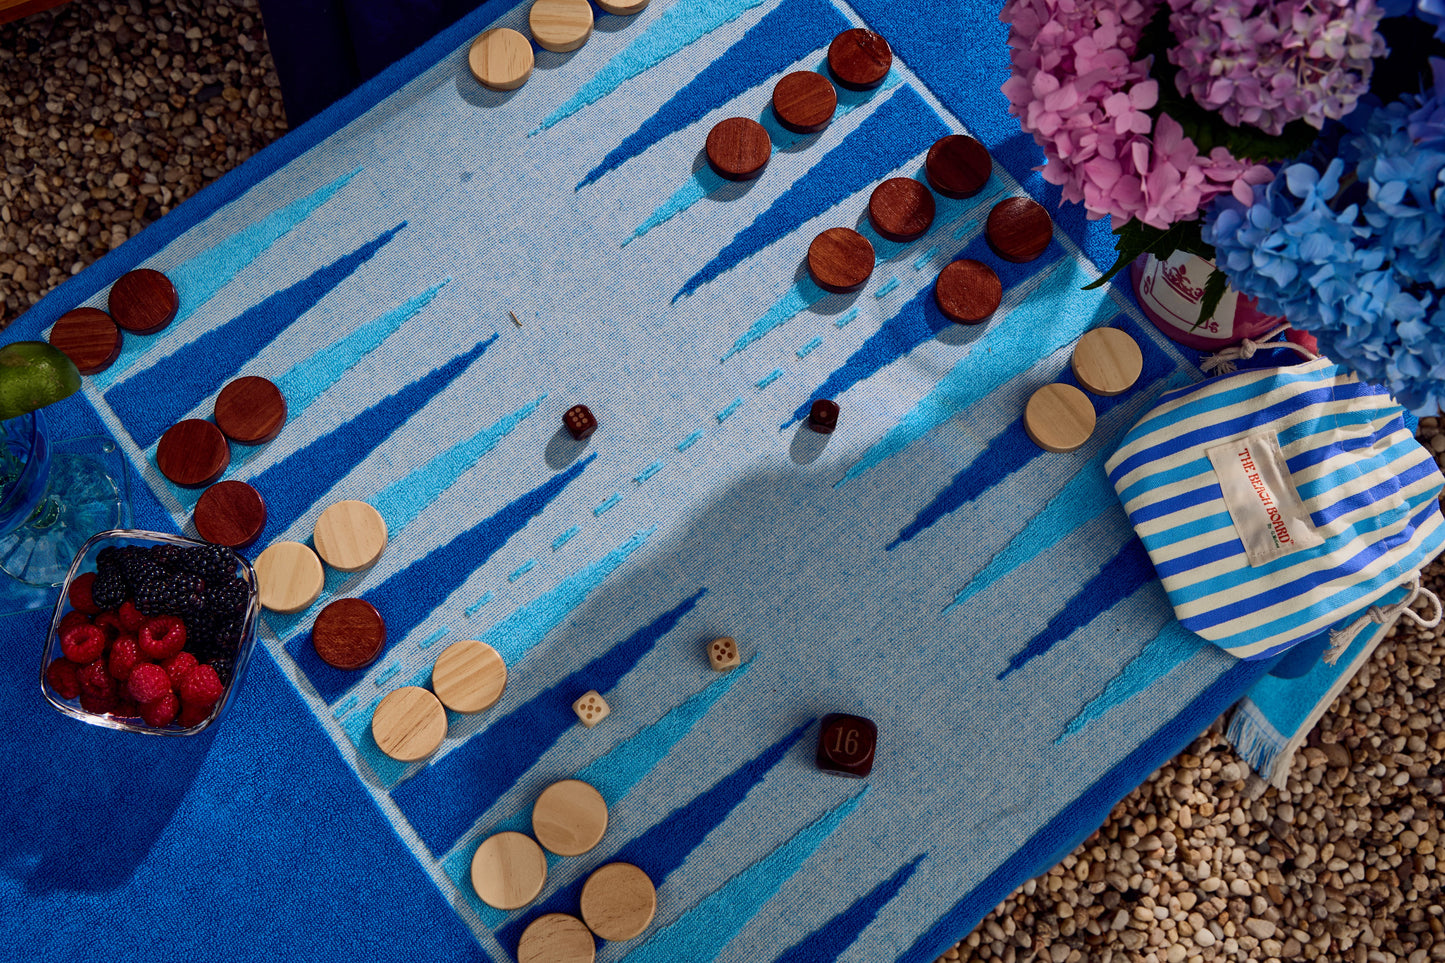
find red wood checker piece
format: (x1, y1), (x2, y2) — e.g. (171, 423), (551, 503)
(771, 71), (837, 134)
(807, 227), (874, 294)
(107, 268), (178, 334)
(705, 117), (771, 181)
(868, 178), (936, 243)
(312, 598), (387, 671)
(935, 259), (1002, 324)
(214, 376), (287, 445)
(48, 307), (122, 374)
(986, 197), (1054, 263)
(193, 480), (267, 549)
(156, 419), (230, 488)
(827, 28), (892, 91)
(926, 134), (992, 199)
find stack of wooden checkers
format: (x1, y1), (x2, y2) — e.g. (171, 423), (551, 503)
(1022, 327), (1145, 453)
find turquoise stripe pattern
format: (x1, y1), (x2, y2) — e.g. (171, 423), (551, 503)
(1106, 359), (1445, 659)
(1059, 619), (1206, 741)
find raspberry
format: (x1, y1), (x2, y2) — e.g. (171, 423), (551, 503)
(177, 664), (224, 708)
(176, 700), (213, 729)
(140, 691), (179, 728)
(58, 609), (92, 636)
(46, 658), (82, 699)
(127, 663), (172, 704)
(93, 610), (123, 640)
(77, 658), (112, 693)
(67, 572), (103, 615)
(117, 600), (146, 632)
(138, 616), (187, 660)
(79, 687), (118, 714)
(161, 651), (199, 687)
(113, 693), (141, 719)
(107, 635), (143, 682)
(90, 570), (129, 610)
(60, 624), (106, 664)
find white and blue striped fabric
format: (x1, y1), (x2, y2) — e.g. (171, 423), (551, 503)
(1107, 358), (1445, 660)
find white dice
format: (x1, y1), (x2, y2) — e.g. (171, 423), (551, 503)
(573, 690), (610, 727)
(706, 636), (740, 671)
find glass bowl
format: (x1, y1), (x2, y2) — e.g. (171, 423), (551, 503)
(40, 529), (260, 736)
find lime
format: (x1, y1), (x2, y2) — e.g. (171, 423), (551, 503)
(0, 341), (83, 421)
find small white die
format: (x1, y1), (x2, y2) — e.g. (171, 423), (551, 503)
(573, 690), (610, 727)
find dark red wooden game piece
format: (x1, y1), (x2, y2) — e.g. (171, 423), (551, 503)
(808, 399), (840, 434)
(827, 28), (892, 91)
(564, 404), (598, 440)
(705, 117), (771, 181)
(817, 713), (877, 777)
(934, 259), (1002, 325)
(311, 598), (387, 671)
(107, 268), (178, 334)
(155, 419), (230, 489)
(48, 307), (123, 374)
(986, 197), (1054, 263)
(807, 228), (874, 294)
(193, 480), (268, 549)
(214, 376), (288, 445)
(925, 134), (992, 199)
(868, 178), (936, 243)
(771, 71), (837, 134)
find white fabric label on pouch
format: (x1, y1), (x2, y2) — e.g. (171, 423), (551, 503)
(1207, 430), (1324, 566)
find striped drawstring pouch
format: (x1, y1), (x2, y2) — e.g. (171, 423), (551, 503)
(1105, 358), (1445, 661)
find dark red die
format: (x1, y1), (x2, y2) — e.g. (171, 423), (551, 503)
(564, 404), (598, 440)
(808, 399), (840, 434)
(817, 712), (877, 778)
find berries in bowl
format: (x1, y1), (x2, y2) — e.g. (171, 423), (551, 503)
(40, 530), (260, 735)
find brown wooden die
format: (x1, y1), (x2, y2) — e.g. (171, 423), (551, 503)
(808, 399), (840, 434)
(564, 404), (598, 440)
(816, 713), (877, 778)
(705, 636), (740, 670)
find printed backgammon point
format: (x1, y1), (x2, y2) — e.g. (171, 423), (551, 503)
(808, 398), (840, 434)
(572, 690), (610, 727)
(564, 404), (598, 440)
(816, 712), (877, 777)
(706, 636), (741, 670)
(532, 778), (609, 856)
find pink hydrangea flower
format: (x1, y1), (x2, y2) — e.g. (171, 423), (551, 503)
(1001, 0), (1274, 230)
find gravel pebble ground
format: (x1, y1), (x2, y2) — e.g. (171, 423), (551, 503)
(3, 4), (1444, 962)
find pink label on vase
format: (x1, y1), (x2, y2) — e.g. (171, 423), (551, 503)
(1136, 252), (1237, 341)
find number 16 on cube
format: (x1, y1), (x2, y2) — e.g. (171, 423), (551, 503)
(816, 713), (877, 778)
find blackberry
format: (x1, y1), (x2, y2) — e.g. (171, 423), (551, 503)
(205, 576), (249, 616)
(209, 658), (235, 686)
(149, 545), (187, 572)
(135, 572), (206, 617)
(180, 544), (236, 582)
(118, 548), (161, 586)
(95, 546), (124, 574)
(90, 570), (129, 610)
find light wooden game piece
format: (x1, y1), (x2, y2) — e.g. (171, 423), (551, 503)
(1072, 328), (1144, 396)
(469, 28), (534, 91)
(532, 779), (609, 856)
(371, 685), (447, 762)
(48, 307), (122, 374)
(213, 375), (287, 445)
(311, 598), (387, 671)
(934, 259), (1002, 325)
(193, 480), (268, 549)
(517, 913), (595, 963)
(156, 419), (231, 489)
(313, 499), (388, 572)
(772, 71), (837, 134)
(253, 540), (325, 614)
(529, 0), (593, 53)
(706, 636), (740, 670)
(471, 831), (548, 910)
(572, 690), (610, 727)
(579, 863), (657, 941)
(827, 28), (892, 91)
(431, 639), (507, 713)
(1024, 383), (1097, 453)
(594, 0), (648, 14)
(705, 117), (771, 181)
(807, 227), (874, 294)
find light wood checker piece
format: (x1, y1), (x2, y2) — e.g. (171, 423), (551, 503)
(471, 831), (548, 910)
(1072, 327), (1144, 396)
(371, 686), (447, 762)
(595, 0), (648, 14)
(579, 863), (656, 941)
(469, 28), (534, 90)
(1024, 383), (1096, 453)
(518, 913), (595, 963)
(431, 639), (507, 713)
(529, 0), (592, 53)
(532, 779), (608, 856)
(313, 500), (388, 572)
(253, 540), (325, 614)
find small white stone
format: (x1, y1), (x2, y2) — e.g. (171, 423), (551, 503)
(1196, 928), (1216, 947)
(1245, 918), (1277, 941)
